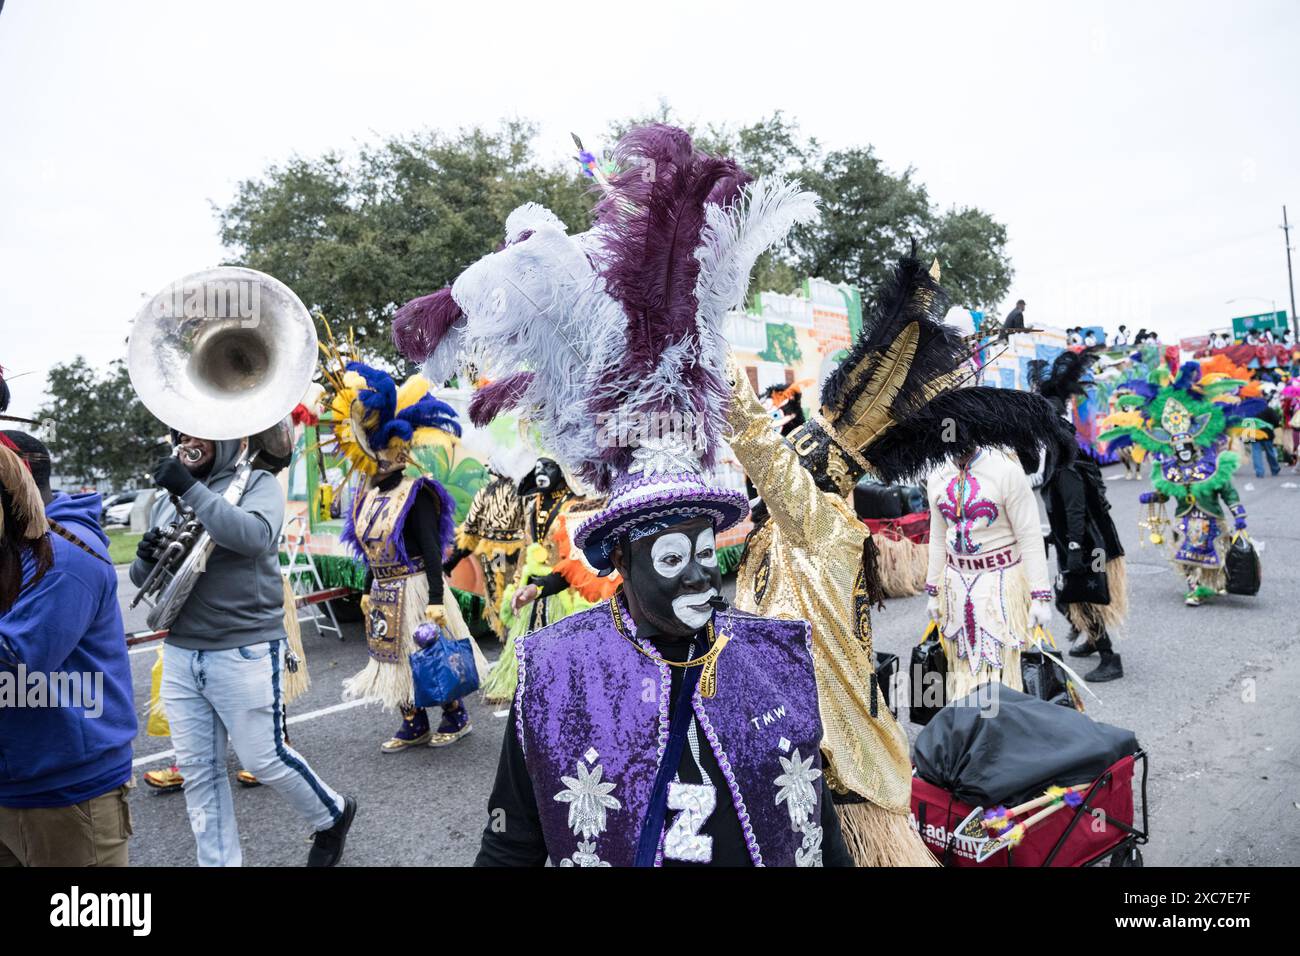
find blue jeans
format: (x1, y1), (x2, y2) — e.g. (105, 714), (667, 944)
(1250, 440), (1279, 477)
(161, 641), (343, 866)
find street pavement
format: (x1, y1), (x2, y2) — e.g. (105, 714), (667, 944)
(119, 463), (1300, 866)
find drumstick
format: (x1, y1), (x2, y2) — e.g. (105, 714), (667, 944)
(975, 801), (1073, 862)
(981, 784), (1088, 832)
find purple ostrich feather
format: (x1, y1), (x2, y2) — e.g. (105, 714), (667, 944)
(469, 371), (535, 428)
(392, 287), (463, 365)
(586, 125), (749, 475)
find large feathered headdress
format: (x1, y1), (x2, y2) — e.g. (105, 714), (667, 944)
(1099, 359), (1263, 457)
(788, 250), (1076, 493)
(319, 324), (461, 483)
(393, 124), (820, 570)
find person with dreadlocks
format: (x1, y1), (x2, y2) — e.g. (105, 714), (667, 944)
(0, 431), (137, 866)
(399, 125), (850, 866)
(1101, 359), (1261, 607)
(730, 252), (1074, 866)
(323, 359), (489, 751)
(1031, 352), (1128, 682)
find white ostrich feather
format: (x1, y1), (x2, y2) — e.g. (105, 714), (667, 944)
(503, 202), (568, 243)
(693, 177), (820, 369)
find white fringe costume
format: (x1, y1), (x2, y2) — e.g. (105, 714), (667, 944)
(925, 450), (1053, 700)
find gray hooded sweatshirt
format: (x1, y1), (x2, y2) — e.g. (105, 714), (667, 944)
(129, 439), (286, 651)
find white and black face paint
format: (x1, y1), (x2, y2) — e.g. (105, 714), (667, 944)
(619, 518), (722, 637)
(534, 462), (551, 490)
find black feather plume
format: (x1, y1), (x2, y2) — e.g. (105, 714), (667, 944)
(819, 247), (965, 423)
(1026, 359), (1049, 392)
(1035, 350), (1097, 404)
(862, 387), (1076, 484)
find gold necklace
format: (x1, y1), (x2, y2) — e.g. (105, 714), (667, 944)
(608, 591), (729, 698)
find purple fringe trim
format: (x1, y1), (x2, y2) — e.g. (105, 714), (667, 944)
(693, 696), (763, 867)
(514, 630), (529, 754)
(339, 491), (364, 560)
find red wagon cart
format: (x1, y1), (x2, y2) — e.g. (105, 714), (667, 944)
(912, 749), (1149, 867)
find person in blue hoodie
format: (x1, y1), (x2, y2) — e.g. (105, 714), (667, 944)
(0, 430), (136, 866)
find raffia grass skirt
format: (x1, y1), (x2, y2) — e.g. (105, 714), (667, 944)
(875, 533), (929, 598)
(480, 594), (539, 705)
(341, 575), (489, 712)
(281, 577), (311, 704)
(836, 800), (939, 867)
(937, 560), (1030, 701)
(1064, 556), (1129, 638)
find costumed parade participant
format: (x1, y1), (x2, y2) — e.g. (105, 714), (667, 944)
(731, 252), (1073, 865)
(483, 458), (609, 701)
(925, 447), (1055, 698)
(1101, 359), (1261, 607)
(461, 456), (609, 705)
(407, 125), (847, 866)
(441, 458), (525, 640)
(127, 268), (354, 867)
(321, 346), (488, 751)
(0, 431), (136, 867)
(1031, 352), (1128, 682)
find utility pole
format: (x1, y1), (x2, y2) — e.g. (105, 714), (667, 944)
(1284, 205), (1299, 342)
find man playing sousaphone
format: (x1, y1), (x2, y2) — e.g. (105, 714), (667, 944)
(128, 268), (356, 867)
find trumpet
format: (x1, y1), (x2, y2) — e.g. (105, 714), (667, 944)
(127, 267), (316, 631)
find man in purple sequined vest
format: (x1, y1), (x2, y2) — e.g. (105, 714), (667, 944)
(475, 491), (851, 867)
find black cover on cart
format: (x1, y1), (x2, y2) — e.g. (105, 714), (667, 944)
(914, 686), (1139, 806)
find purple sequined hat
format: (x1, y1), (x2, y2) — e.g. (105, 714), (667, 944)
(575, 466), (749, 573)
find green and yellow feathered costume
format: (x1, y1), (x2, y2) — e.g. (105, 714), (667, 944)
(1101, 360), (1262, 604)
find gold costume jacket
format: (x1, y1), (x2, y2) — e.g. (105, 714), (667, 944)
(729, 383), (913, 814)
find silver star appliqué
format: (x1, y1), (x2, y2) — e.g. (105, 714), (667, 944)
(554, 760), (622, 839)
(773, 748), (821, 829)
(626, 435), (701, 477)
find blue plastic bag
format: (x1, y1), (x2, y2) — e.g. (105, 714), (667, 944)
(410, 623), (480, 708)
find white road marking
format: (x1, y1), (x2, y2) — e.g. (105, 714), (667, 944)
(131, 697), (369, 767)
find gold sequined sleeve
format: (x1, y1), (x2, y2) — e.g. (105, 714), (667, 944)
(726, 366), (857, 553)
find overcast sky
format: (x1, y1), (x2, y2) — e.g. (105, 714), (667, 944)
(3, 0), (1298, 418)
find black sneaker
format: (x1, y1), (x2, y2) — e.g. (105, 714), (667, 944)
(308, 795), (357, 867)
(1085, 653), (1124, 683)
(1068, 639), (1097, 658)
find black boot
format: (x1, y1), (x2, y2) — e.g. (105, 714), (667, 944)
(308, 795), (358, 867)
(1068, 638), (1097, 658)
(1085, 652), (1123, 682)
